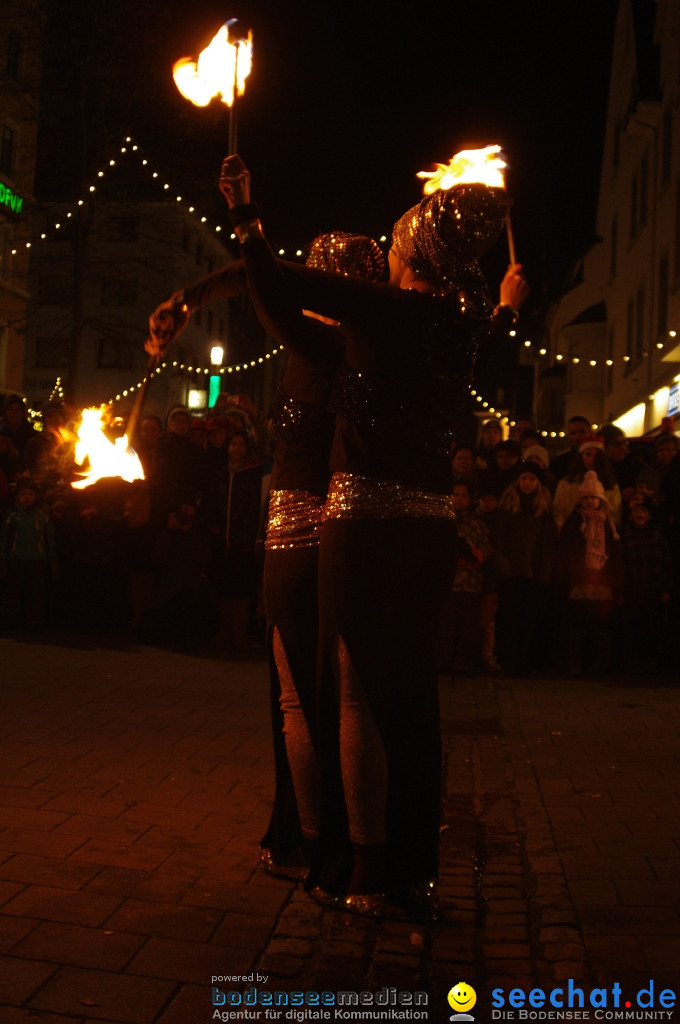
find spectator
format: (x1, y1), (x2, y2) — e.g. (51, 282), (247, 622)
(556, 470), (623, 677)
(620, 495), (673, 673)
(554, 435), (622, 530)
(477, 418), (503, 468)
(598, 423), (639, 500)
(495, 461), (557, 675)
(0, 422), (21, 491)
(0, 474), (58, 631)
(450, 443), (479, 491)
(212, 430), (263, 649)
(550, 415), (591, 482)
(476, 472), (503, 673)
(509, 416), (536, 444)
(147, 406), (209, 527)
(1, 394), (36, 462)
(439, 480), (491, 676)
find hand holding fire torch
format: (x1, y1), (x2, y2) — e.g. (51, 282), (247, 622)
(219, 154), (251, 208)
(146, 294), (190, 358)
(500, 263), (529, 312)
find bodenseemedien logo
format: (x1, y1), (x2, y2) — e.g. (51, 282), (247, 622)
(448, 983), (477, 1021)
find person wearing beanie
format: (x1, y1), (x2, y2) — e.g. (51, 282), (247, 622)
(553, 435), (622, 531)
(494, 461), (557, 675)
(556, 470), (623, 677)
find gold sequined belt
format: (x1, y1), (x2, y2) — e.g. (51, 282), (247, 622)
(265, 490), (325, 550)
(323, 472), (457, 521)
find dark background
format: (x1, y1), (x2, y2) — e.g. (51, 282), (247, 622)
(36, 0), (618, 296)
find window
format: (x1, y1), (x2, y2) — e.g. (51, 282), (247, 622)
(206, 310), (213, 333)
(0, 125), (14, 178)
(7, 31), (22, 80)
(97, 336), (134, 370)
(675, 179), (680, 279)
(606, 326), (614, 394)
(626, 298), (634, 368)
(101, 277), (138, 306)
(662, 109), (672, 187)
(610, 217), (618, 279)
(630, 175), (638, 240)
(658, 253), (669, 338)
(37, 275), (72, 305)
(35, 336), (69, 368)
(108, 213), (139, 242)
(0, 221), (13, 282)
(635, 285), (645, 363)
(639, 158), (648, 228)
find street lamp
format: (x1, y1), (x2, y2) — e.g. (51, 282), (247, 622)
(209, 344), (224, 409)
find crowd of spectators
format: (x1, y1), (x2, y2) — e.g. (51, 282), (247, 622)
(441, 417), (679, 677)
(0, 396), (678, 679)
(0, 391), (269, 647)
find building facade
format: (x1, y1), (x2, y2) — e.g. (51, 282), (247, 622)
(24, 199), (279, 420)
(540, 0), (680, 437)
(0, 2), (44, 397)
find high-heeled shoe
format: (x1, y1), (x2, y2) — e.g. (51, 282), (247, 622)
(259, 847), (309, 882)
(342, 892), (387, 919)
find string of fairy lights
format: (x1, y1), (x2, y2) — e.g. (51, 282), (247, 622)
(24, 134), (678, 439)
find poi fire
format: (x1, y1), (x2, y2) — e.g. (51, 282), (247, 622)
(173, 21), (253, 108)
(417, 145), (507, 194)
(418, 145), (516, 264)
(71, 407), (144, 490)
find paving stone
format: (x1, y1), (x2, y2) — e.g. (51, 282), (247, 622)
(12, 921), (146, 970)
(27, 966), (175, 1023)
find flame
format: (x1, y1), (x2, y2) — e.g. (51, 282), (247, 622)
(173, 21), (253, 108)
(71, 407), (144, 490)
(417, 145), (507, 195)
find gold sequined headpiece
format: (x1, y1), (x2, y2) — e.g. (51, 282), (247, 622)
(305, 232), (385, 281)
(391, 184), (512, 295)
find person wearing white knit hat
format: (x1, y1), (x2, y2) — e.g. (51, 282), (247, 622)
(553, 436), (622, 530)
(556, 470), (623, 676)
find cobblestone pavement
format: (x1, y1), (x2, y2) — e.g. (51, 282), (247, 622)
(0, 631), (678, 1024)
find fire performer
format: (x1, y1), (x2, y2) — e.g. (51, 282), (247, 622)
(147, 229), (385, 879)
(217, 156), (528, 918)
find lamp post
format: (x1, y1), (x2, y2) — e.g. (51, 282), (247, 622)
(209, 344), (224, 409)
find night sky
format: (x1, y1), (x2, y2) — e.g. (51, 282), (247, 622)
(37, 0), (618, 309)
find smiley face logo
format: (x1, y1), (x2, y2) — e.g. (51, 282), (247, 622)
(448, 983), (477, 1014)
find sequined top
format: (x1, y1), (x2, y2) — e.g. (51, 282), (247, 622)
(180, 246), (343, 496)
(268, 262), (485, 495)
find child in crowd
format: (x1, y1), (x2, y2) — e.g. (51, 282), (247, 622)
(0, 475), (57, 630)
(556, 470), (623, 676)
(620, 495), (673, 673)
(476, 473), (502, 673)
(495, 461), (557, 675)
(439, 480), (491, 676)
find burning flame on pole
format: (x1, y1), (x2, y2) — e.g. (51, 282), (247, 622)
(173, 20), (253, 151)
(417, 145), (517, 263)
(417, 145), (507, 193)
(71, 407), (144, 490)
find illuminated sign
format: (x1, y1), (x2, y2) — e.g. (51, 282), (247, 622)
(0, 182), (24, 215)
(669, 384), (679, 416)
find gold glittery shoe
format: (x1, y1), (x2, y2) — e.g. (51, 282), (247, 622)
(307, 885), (343, 909)
(342, 892), (387, 919)
(259, 847), (309, 882)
